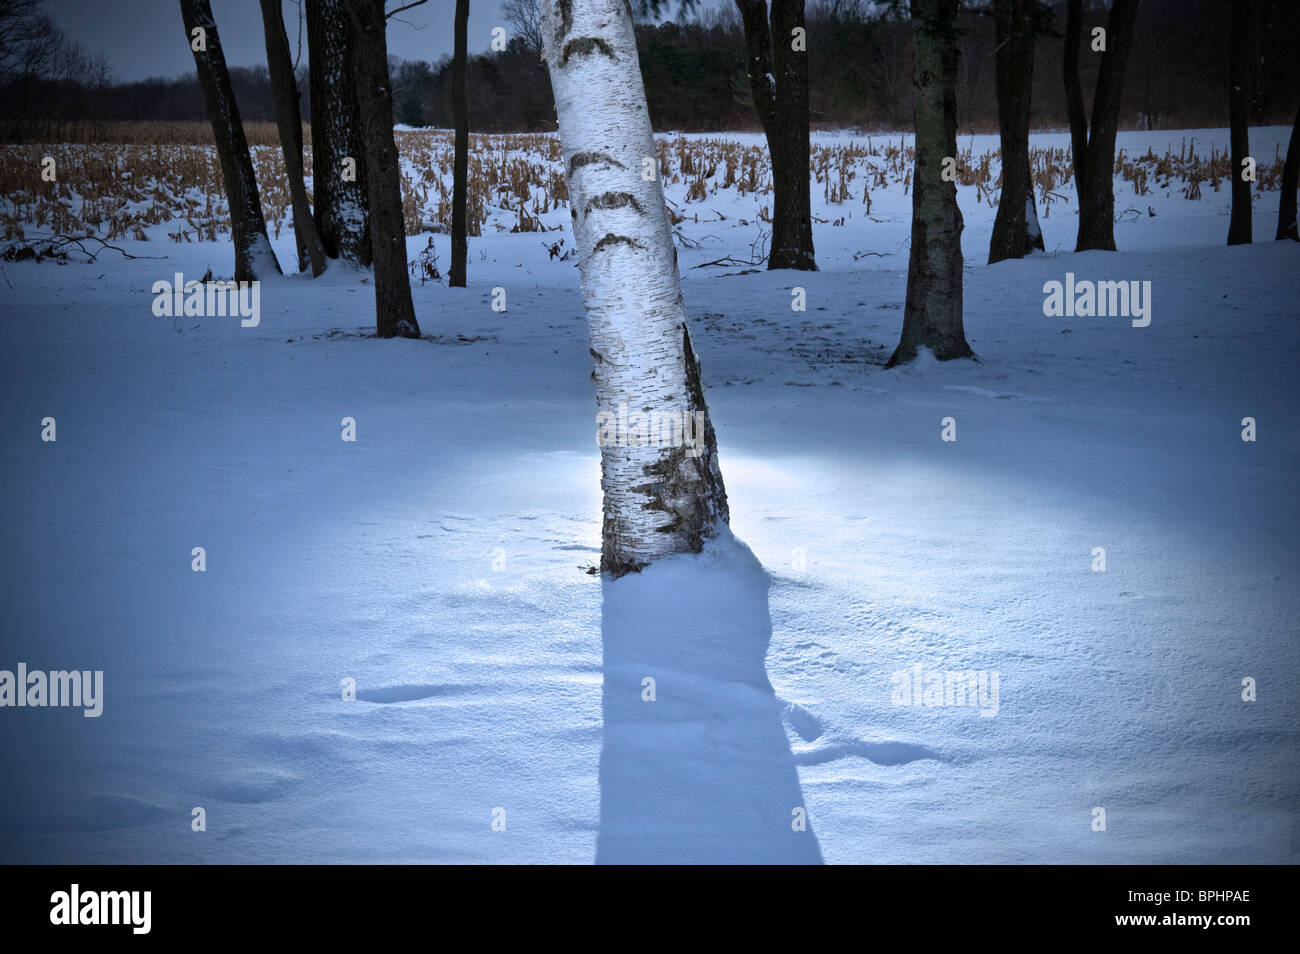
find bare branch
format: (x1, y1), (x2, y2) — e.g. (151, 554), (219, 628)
(385, 0), (429, 18)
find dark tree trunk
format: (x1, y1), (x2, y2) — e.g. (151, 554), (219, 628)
(307, 0), (371, 267)
(450, 0), (469, 287)
(887, 0), (971, 367)
(736, 0), (777, 140)
(735, 0), (816, 271)
(1065, 0), (1140, 252)
(989, 0), (1045, 264)
(769, 0), (816, 270)
(180, 0), (280, 282)
(1227, 0), (1253, 245)
(1278, 103), (1299, 241)
(1063, 0), (1089, 190)
(343, 0), (420, 338)
(259, 0), (327, 276)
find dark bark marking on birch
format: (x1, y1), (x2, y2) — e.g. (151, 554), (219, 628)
(628, 323), (731, 552)
(593, 233), (644, 252)
(586, 192), (645, 214)
(569, 151), (625, 175)
(554, 0), (574, 47)
(561, 36), (616, 65)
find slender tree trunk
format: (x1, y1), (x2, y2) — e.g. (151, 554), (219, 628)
(1227, 0), (1253, 245)
(768, 0), (815, 270)
(989, 0), (1045, 264)
(887, 0), (971, 367)
(306, 0), (371, 267)
(1063, 0), (1089, 192)
(735, 0), (816, 270)
(541, 0), (729, 577)
(260, 0), (326, 276)
(1277, 103), (1299, 241)
(450, 0), (469, 287)
(180, 0), (280, 282)
(1143, 58), (1152, 129)
(735, 0), (776, 141)
(1065, 0), (1140, 252)
(343, 0), (420, 338)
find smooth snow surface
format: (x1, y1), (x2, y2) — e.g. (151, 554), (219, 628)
(1, 129), (1297, 863)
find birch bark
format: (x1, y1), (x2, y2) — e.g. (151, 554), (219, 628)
(540, 0), (729, 576)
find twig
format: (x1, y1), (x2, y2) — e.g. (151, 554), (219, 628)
(692, 256), (753, 269)
(1, 234), (165, 264)
(385, 0), (428, 18)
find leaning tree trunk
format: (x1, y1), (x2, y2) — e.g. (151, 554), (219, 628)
(180, 0), (280, 282)
(306, 0), (371, 267)
(540, 0), (729, 577)
(260, 0), (326, 276)
(887, 0), (971, 367)
(735, 0), (777, 144)
(735, 0), (816, 271)
(1066, 0), (1140, 252)
(1278, 103), (1299, 241)
(450, 0), (469, 287)
(989, 0), (1045, 263)
(1227, 0), (1253, 246)
(344, 0), (420, 338)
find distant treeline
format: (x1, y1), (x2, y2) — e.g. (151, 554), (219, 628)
(3, 0), (1297, 140)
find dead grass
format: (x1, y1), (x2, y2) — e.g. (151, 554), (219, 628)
(0, 122), (1286, 246)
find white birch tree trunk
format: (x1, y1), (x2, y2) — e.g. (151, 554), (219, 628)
(540, 0), (729, 577)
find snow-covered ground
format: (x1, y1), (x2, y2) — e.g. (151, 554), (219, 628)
(1, 129), (1297, 863)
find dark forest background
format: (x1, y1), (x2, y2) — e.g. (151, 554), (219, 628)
(3, 0), (1298, 140)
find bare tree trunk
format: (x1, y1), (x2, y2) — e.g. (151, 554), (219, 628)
(451, 0), (469, 287)
(1278, 102), (1299, 241)
(541, 0), (729, 577)
(887, 0), (971, 367)
(1227, 0), (1253, 245)
(343, 0), (420, 338)
(735, 0), (776, 141)
(989, 0), (1045, 264)
(735, 0), (816, 271)
(1064, 0), (1140, 252)
(769, 0), (816, 270)
(260, 0), (326, 276)
(1063, 0), (1089, 192)
(306, 0), (371, 267)
(180, 0), (280, 282)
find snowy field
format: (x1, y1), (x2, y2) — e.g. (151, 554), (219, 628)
(1, 128), (1297, 864)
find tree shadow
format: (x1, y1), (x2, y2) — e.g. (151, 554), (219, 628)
(595, 532), (823, 864)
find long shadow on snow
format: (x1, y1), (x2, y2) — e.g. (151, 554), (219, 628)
(596, 531), (823, 864)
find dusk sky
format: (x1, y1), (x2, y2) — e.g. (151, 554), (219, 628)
(43, 0), (514, 81)
(42, 0), (712, 82)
